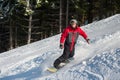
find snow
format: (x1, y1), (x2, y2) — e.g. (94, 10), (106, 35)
(0, 14), (120, 80)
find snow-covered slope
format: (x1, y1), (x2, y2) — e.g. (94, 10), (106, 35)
(0, 14), (120, 80)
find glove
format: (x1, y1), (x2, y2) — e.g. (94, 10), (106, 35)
(60, 43), (64, 49)
(86, 38), (90, 44)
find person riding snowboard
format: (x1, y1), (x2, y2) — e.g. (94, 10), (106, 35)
(54, 19), (90, 69)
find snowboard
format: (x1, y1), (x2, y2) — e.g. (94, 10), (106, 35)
(47, 67), (58, 73)
(47, 57), (74, 73)
(47, 62), (67, 73)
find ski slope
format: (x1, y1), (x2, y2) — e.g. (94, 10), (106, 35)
(0, 14), (120, 80)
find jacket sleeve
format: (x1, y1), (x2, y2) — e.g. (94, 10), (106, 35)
(78, 27), (88, 40)
(60, 28), (68, 44)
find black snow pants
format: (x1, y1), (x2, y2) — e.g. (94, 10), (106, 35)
(54, 42), (75, 69)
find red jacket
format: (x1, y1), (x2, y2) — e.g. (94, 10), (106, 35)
(60, 26), (88, 51)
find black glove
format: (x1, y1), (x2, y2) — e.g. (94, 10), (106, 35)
(60, 43), (64, 49)
(86, 38), (90, 44)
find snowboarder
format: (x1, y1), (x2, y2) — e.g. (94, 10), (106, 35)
(53, 19), (90, 69)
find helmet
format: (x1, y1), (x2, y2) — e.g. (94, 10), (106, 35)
(70, 19), (77, 24)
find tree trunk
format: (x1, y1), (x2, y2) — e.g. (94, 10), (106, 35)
(59, 0), (62, 33)
(15, 26), (18, 47)
(9, 19), (13, 49)
(81, 14), (85, 25)
(27, 14), (32, 44)
(88, 0), (93, 23)
(66, 0), (69, 27)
